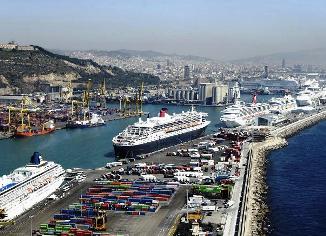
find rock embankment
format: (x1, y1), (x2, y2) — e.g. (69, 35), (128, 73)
(273, 110), (326, 138)
(243, 111), (326, 236)
(244, 137), (288, 236)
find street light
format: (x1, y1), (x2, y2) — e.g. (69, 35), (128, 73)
(29, 215), (34, 236)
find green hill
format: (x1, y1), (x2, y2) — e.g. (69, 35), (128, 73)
(0, 46), (159, 93)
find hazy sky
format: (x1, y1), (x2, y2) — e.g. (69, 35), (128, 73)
(1, 0), (326, 60)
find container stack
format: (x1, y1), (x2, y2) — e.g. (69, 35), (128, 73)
(81, 181), (177, 214)
(35, 181), (178, 235)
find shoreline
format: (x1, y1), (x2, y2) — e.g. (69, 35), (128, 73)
(241, 110), (326, 236)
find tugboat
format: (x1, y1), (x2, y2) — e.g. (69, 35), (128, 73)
(15, 120), (55, 137)
(66, 112), (105, 129)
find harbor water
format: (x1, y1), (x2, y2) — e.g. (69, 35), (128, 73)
(267, 121), (326, 235)
(0, 94), (275, 176)
(0, 103), (223, 176)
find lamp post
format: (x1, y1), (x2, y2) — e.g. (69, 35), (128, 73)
(29, 215), (34, 236)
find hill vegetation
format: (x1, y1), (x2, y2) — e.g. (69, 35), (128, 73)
(0, 46), (159, 93)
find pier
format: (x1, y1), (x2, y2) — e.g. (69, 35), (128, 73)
(237, 110), (326, 236)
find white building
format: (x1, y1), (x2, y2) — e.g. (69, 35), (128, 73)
(198, 83), (214, 105)
(212, 84), (228, 105)
(0, 43), (17, 50)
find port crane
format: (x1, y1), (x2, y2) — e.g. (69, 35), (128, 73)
(5, 96), (37, 132)
(97, 78), (107, 108)
(61, 79), (73, 103)
(70, 79), (92, 121)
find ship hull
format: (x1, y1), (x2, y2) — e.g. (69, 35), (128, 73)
(113, 126), (207, 158)
(3, 175), (64, 220)
(296, 98), (313, 107)
(66, 122), (106, 129)
(15, 128), (55, 137)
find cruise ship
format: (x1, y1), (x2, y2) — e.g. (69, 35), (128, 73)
(220, 95), (270, 128)
(268, 95), (297, 114)
(0, 152), (65, 220)
(296, 90), (315, 106)
(240, 77), (299, 92)
(112, 107), (210, 158)
(296, 79), (322, 107)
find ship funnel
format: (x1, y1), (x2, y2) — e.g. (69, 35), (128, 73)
(159, 108), (168, 117)
(30, 152), (41, 165)
(252, 94), (257, 104)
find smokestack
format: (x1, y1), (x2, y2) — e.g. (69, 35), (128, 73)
(252, 94), (257, 104)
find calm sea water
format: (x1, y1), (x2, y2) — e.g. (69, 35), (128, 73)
(0, 94), (275, 175)
(1, 94), (275, 175)
(267, 121), (326, 236)
(0, 103), (225, 176)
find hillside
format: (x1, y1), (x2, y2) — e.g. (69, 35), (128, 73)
(0, 46), (159, 94)
(54, 49), (213, 62)
(231, 48), (326, 66)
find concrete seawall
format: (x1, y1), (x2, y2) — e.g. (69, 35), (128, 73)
(240, 110), (326, 236)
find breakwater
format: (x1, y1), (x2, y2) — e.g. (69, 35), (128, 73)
(240, 110), (326, 236)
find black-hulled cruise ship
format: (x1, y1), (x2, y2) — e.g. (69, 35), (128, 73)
(112, 108), (211, 158)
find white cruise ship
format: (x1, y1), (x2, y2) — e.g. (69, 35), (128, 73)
(220, 95), (270, 128)
(296, 79), (322, 107)
(0, 152), (65, 220)
(268, 95), (297, 114)
(296, 90), (315, 106)
(112, 107), (210, 158)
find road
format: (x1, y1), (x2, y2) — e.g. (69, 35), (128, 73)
(223, 141), (250, 236)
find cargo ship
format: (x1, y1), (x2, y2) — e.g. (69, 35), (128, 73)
(15, 120), (55, 137)
(66, 113), (105, 129)
(112, 107), (210, 158)
(0, 152), (65, 220)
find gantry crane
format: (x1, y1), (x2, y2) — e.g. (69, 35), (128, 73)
(5, 96), (36, 132)
(70, 79), (92, 121)
(98, 78), (107, 108)
(62, 79), (73, 103)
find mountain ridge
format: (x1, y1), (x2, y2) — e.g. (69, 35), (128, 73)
(230, 48), (326, 66)
(52, 48), (214, 62)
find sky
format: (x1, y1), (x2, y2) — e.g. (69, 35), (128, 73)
(1, 0), (326, 60)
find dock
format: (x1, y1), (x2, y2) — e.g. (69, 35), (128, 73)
(237, 110), (326, 236)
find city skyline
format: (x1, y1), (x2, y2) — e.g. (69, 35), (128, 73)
(1, 0), (326, 60)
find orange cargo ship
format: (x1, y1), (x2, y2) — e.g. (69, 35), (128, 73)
(15, 120), (55, 137)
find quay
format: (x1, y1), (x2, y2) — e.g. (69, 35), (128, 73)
(237, 110), (326, 236)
